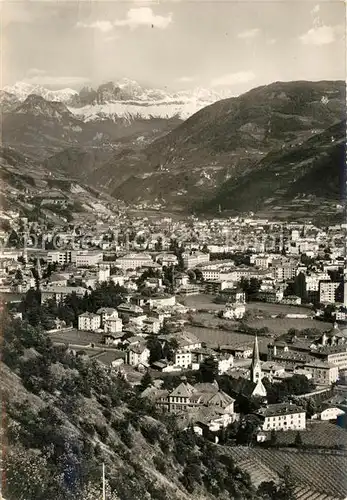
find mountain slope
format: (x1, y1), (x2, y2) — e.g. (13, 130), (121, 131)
(108, 80), (345, 210)
(1, 317), (258, 500)
(1, 95), (114, 159)
(200, 120), (345, 221)
(0, 146), (121, 222)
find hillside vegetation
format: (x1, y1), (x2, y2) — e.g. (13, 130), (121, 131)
(1, 314), (286, 500)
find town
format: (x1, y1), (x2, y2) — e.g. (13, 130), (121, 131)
(1, 212), (347, 498)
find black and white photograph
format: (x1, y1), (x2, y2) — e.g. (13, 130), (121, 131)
(0, 0), (346, 499)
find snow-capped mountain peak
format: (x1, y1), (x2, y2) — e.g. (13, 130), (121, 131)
(2, 79), (234, 121)
(3, 82), (78, 103)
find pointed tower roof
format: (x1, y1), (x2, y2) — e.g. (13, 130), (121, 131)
(251, 334), (260, 367)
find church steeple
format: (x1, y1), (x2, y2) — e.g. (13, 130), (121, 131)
(250, 334), (262, 383)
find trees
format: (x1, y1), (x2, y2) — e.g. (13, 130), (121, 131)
(199, 356), (218, 383)
(270, 429), (277, 446)
(139, 371), (153, 392)
(294, 431), (303, 448)
(240, 278), (261, 301)
(257, 466), (295, 500)
(147, 337), (163, 364)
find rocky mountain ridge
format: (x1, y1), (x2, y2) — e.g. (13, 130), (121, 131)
(3, 79), (234, 121)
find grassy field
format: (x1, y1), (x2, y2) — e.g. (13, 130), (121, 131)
(245, 317), (331, 334)
(184, 294), (332, 335)
(186, 325), (267, 352)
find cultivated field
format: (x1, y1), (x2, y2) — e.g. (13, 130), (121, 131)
(228, 445), (347, 499)
(263, 421), (347, 449)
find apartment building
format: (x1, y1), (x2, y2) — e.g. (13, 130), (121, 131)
(319, 280), (343, 304)
(115, 253), (154, 270)
(78, 312), (101, 331)
(271, 263), (297, 281)
(302, 361), (339, 385)
(75, 250), (103, 267)
(182, 251), (210, 269)
(257, 403), (306, 431)
(47, 250), (74, 265)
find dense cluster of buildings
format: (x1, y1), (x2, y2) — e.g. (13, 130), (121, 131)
(1, 215), (347, 444)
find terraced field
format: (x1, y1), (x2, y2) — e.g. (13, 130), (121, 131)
(228, 446), (347, 499)
(263, 421), (347, 448)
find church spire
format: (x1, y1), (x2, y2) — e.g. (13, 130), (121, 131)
(251, 334), (260, 365)
(250, 334), (262, 383)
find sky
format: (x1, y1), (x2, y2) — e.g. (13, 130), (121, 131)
(1, 0), (346, 94)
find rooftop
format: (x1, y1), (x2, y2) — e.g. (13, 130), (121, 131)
(257, 403), (304, 418)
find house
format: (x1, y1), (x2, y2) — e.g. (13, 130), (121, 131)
(126, 344), (150, 367)
(96, 307), (119, 326)
(256, 289), (284, 303)
(281, 295), (302, 306)
(104, 333), (123, 346)
(260, 361), (286, 382)
(41, 285), (89, 303)
(156, 253), (178, 267)
(174, 331), (202, 352)
(313, 406), (345, 421)
(142, 317), (161, 334)
(78, 312), (101, 331)
(256, 403), (306, 431)
(104, 313), (123, 334)
(117, 303), (144, 317)
(154, 381), (236, 416)
(148, 294), (176, 309)
(174, 350), (193, 369)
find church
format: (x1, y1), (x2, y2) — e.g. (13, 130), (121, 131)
(249, 334), (267, 398)
(226, 335), (268, 402)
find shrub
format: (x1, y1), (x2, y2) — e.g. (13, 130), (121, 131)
(153, 455), (166, 474)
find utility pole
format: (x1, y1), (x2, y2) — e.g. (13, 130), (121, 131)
(102, 463), (106, 500)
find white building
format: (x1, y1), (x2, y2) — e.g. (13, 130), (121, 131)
(317, 407), (345, 421)
(104, 313), (123, 334)
(115, 253), (154, 270)
(126, 345), (150, 367)
(75, 250), (103, 267)
(319, 281), (342, 304)
(148, 295), (176, 309)
(96, 307), (118, 325)
(78, 312), (101, 331)
(97, 264), (110, 282)
(175, 350), (192, 369)
(182, 251), (210, 269)
(257, 403), (306, 431)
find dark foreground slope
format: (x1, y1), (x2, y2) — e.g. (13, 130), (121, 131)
(1, 316), (258, 500)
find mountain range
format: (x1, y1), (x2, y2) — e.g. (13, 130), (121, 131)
(2, 79), (233, 120)
(1, 79), (345, 221)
